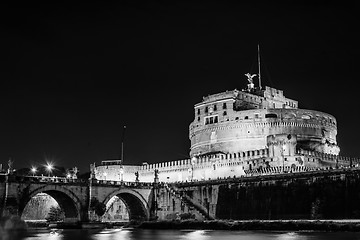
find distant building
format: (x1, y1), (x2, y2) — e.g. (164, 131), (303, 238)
(102, 196), (129, 222)
(22, 193), (58, 220)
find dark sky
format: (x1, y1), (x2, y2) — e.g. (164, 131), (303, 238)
(1, 1), (359, 173)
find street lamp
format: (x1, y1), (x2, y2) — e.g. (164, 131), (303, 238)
(30, 166), (37, 176)
(46, 163), (53, 177)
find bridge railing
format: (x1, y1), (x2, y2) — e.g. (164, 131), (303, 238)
(0, 174), (154, 187)
(0, 174), (87, 184)
(90, 179), (153, 188)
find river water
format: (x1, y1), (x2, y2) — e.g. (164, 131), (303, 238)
(24, 228), (360, 240)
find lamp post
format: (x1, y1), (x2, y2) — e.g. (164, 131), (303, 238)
(46, 163), (53, 177)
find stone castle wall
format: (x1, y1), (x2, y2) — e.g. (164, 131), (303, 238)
(95, 142), (360, 184)
(189, 108), (339, 157)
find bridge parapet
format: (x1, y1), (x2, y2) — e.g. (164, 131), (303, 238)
(90, 179), (153, 188)
(0, 174), (87, 184)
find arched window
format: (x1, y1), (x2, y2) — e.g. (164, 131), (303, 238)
(223, 103), (227, 109)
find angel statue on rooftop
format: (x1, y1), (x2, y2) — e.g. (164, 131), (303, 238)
(245, 73), (256, 91)
(245, 73), (257, 84)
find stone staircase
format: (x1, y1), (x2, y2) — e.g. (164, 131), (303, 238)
(164, 183), (215, 220)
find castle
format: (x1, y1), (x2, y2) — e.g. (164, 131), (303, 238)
(94, 76), (355, 183)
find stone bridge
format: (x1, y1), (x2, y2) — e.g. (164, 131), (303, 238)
(0, 174), (156, 223)
(2, 167), (360, 223)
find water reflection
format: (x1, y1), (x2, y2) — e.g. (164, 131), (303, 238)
(180, 230), (210, 240)
(24, 228), (360, 240)
(275, 232), (306, 240)
(93, 228), (130, 240)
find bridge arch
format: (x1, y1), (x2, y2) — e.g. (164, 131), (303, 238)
(103, 189), (150, 221)
(20, 185), (82, 222)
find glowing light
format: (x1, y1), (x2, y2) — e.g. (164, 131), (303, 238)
(45, 162), (53, 176)
(30, 166), (37, 176)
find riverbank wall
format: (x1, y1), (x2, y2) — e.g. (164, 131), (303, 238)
(138, 219), (360, 231)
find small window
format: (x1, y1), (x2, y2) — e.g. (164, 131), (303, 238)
(244, 116), (249, 119)
(235, 117), (239, 120)
(197, 116), (200, 122)
(223, 111), (227, 116)
(205, 106), (208, 113)
(197, 109), (200, 115)
(204, 115), (218, 125)
(213, 104), (217, 111)
(223, 103), (227, 109)
(265, 113), (277, 118)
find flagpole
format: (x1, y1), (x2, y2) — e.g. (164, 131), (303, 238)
(121, 125), (126, 164)
(258, 44), (262, 90)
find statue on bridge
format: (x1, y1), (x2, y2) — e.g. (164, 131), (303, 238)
(135, 171), (139, 182)
(154, 169), (159, 183)
(7, 159), (13, 174)
(90, 163), (96, 179)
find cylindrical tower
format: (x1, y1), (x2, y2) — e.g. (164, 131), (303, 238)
(189, 86), (340, 158)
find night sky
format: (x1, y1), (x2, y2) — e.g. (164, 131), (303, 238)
(1, 1), (359, 173)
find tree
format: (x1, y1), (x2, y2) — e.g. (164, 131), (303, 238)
(90, 198), (106, 217)
(45, 206), (64, 222)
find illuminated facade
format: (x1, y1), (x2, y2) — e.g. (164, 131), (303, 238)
(189, 85), (339, 157)
(94, 83), (348, 183)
